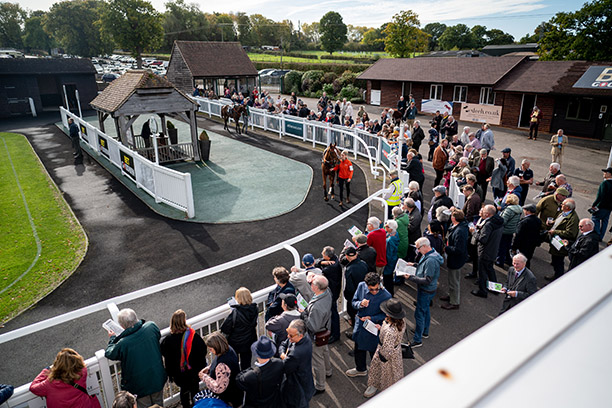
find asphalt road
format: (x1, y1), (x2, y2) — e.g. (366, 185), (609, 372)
(1, 110), (610, 408)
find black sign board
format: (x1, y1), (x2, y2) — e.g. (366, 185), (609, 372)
(120, 151), (136, 181)
(573, 66), (612, 89)
(98, 135), (110, 158)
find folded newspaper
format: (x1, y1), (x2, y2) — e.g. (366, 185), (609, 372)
(363, 319), (379, 336)
(348, 226), (363, 237)
(394, 258), (416, 276)
(487, 282), (504, 293)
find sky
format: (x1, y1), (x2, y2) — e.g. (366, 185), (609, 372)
(16, 0), (583, 40)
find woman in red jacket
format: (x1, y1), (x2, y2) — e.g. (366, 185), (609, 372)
(30, 348), (100, 408)
(333, 150), (354, 207)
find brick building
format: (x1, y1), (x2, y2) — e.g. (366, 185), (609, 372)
(358, 57), (612, 140)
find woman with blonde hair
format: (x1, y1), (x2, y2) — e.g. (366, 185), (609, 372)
(161, 309), (207, 408)
(30, 348), (101, 408)
(220, 287), (258, 371)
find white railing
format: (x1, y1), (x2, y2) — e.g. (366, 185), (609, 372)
(60, 108), (195, 218)
(1, 189), (389, 408)
(192, 96), (393, 180)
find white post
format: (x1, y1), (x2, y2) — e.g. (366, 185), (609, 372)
(153, 134), (160, 165)
(185, 172), (195, 218)
(62, 85), (69, 110)
(106, 303), (119, 321)
(95, 350), (117, 408)
(75, 89), (82, 118)
(397, 125), (405, 171)
(607, 146), (612, 168)
(28, 97), (37, 117)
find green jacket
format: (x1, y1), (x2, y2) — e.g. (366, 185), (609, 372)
(395, 212), (410, 259)
(536, 195), (562, 229)
(501, 205), (522, 235)
(105, 320), (167, 396)
(548, 211), (579, 257)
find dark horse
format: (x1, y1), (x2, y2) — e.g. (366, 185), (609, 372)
(221, 104), (246, 134)
(322, 143), (340, 201)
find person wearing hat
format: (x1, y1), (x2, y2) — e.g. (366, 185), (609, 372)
(536, 187), (570, 229)
(236, 336), (284, 407)
(591, 167), (612, 241)
(363, 298), (406, 398)
(265, 293), (301, 352)
(528, 106), (542, 140)
(290, 254), (322, 303)
(545, 198), (579, 281)
(511, 204), (542, 268)
(429, 185), (453, 223)
(501, 148), (515, 179)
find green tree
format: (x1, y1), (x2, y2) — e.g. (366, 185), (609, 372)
(45, 0), (113, 57)
(100, 0), (163, 67)
(439, 24), (476, 50)
(162, 0), (211, 51)
(235, 12), (254, 46)
(347, 24), (368, 42)
(485, 28), (514, 45)
(471, 24), (487, 49)
(361, 26), (385, 51)
(383, 10), (429, 58)
(423, 22), (446, 51)
(23, 11), (54, 53)
(538, 0), (611, 61)
(0, 2), (26, 49)
(319, 11), (347, 54)
(215, 13), (236, 42)
(250, 14), (276, 45)
(301, 22), (320, 44)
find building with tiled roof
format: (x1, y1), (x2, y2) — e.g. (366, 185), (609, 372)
(166, 41), (258, 96)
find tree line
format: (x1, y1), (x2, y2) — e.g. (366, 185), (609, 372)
(0, 0), (609, 62)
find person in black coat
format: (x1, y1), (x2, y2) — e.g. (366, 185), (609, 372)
(68, 118), (83, 161)
(236, 336), (284, 408)
(341, 247), (369, 327)
(442, 210), (469, 310)
(567, 219), (600, 271)
(406, 152), (425, 191)
(221, 287), (259, 371)
(411, 121), (425, 153)
(161, 310), (207, 408)
(511, 205), (542, 269)
(140, 120), (152, 148)
(279, 320), (315, 408)
(265, 267), (296, 321)
(316, 246), (342, 342)
(343, 234), (376, 273)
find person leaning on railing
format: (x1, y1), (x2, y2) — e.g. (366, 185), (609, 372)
(30, 348), (101, 408)
(220, 287), (258, 371)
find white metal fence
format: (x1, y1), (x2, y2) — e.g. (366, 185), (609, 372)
(60, 108), (195, 218)
(193, 96), (396, 178)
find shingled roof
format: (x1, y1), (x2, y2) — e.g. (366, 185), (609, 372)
(90, 70), (192, 113)
(0, 58), (95, 75)
(495, 60), (612, 96)
(171, 41), (257, 77)
(358, 56), (525, 85)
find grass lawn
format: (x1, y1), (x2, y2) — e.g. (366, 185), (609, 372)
(248, 53), (355, 64)
(0, 133), (87, 323)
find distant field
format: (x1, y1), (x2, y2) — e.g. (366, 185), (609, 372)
(298, 50), (390, 58)
(248, 53), (354, 64)
(0, 132), (87, 322)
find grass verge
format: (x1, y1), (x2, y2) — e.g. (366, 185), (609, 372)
(0, 132), (87, 323)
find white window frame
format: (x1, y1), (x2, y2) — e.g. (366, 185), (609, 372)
(453, 85), (468, 103)
(430, 84), (443, 100)
(480, 87), (495, 105)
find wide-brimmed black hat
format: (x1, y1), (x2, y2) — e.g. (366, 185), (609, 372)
(251, 335), (276, 359)
(380, 298), (405, 320)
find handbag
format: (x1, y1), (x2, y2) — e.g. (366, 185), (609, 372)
(400, 322), (415, 359)
(314, 329), (331, 347)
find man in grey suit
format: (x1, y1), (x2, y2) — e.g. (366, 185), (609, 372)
(499, 254), (538, 315)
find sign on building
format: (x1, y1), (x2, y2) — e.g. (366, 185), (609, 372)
(460, 103), (502, 125)
(573, 66), (612, 89)
(421, 100), (453, 115)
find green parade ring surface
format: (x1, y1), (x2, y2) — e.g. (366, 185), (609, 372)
(58, 117), (313, 223)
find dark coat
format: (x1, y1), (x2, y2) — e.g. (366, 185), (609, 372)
(343, 258), (368, 302)
(475, 214), (504, 262)
(568, 231), (600, 270)
(473, 156), (495, 180)
(548, 211), (579, 257)
(160, 330), (207, 387)
(499, 267), (538, 314)
(351, 282), (391, 352)
(221, 303), (258, 353)
(407, 208), (423, 245)
(412, 126), (425, 144)
(446, 220), (469, 269)
(431, 194), (454, 220)
(265, 282), (296, 321)
(236, 358), (284, 408)
(69, 121), (79, 139)
(317, 254), (342, 300)
(209, 347), (243, 407)
(279, 335), (315, 408)
(511, 214), (541, 259)
(463, 192), (482, 222)
(357, 244), (377, 272)
(406, 157), (425, 184)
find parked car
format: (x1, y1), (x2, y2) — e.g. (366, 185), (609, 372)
(102, 73), (119, 83)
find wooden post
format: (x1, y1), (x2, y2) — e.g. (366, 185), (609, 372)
(189, 109), (201, 161)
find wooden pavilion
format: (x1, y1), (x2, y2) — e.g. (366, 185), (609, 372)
(90, 70), (201, 161)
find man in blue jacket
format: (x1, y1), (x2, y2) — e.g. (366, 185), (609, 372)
(345, 272), (392, 377)
(405, 237), (444, 347)
(441, 210), (469, 310)
(279, 319), (315, 408)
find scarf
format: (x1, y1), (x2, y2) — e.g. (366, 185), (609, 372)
(180, 327), (195, 372)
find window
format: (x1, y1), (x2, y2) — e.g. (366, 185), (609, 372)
(479, 87), (495, 105)
(566, 97), (592, 121)
(453, 86), (467, 103)
(430, 84), (443, 100)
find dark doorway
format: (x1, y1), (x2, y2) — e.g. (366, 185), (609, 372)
(519, 94), (537, 128)
(64, 84), (78, 112)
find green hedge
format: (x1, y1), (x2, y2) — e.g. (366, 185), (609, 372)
(320, 54), (375, 64)
(254, 61), (370, 75)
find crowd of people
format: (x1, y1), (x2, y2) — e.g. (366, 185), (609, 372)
(22, 95), (612, 408)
